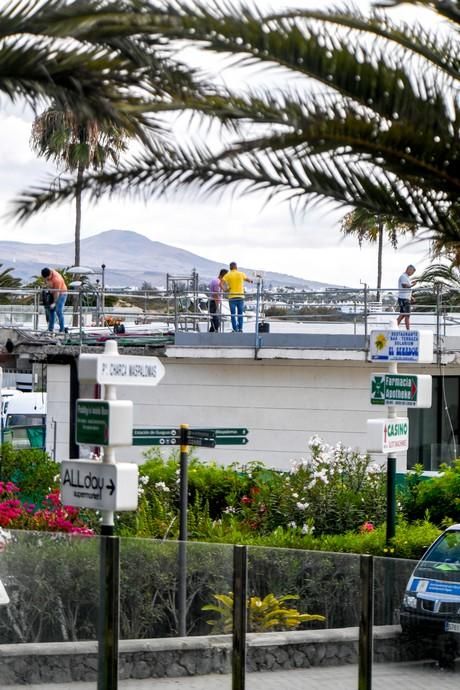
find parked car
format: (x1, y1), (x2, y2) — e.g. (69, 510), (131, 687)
(401, 524), (460, 639)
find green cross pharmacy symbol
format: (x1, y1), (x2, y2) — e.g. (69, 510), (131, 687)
(371, 376), (385, 401)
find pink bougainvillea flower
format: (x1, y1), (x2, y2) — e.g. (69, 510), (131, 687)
(360, 521), (375, 533)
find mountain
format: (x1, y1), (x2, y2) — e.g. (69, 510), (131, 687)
(0, 229), (334, 289)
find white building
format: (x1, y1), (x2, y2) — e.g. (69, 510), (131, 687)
(43, 328), (460, 472)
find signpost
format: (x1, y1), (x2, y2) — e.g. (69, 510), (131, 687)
(366, 417), (410, 454)
(76, 399), (133, 446)
(368, 328), (434, 546)
(370, 329), (433, 363)
(79, 352), (165, 386)
(61, 460), (138, 511)
(68, 340), (166, 690)
(133, 427), (249, 447)
(370, 374), (432, 408)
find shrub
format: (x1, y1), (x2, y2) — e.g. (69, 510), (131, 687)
(203, 592), (325, 633)
(200, 517), (440, 561)
(0, 444), (59, 504)
(229, 437), (386, 536)
(398, 461), (460, 525)
(0, 482), (92, 535)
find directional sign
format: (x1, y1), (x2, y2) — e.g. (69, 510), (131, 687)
(214, 437), (249, 445)
(76, 399), (133, 446)
(188, 436), (216, 448)
(61, 460), (138, 511)
(195, 428), (248, 437)
(79, 353), (165, 386)
(188, 430), (216, 448)
(370, 374), (432, 408)
(133, 427), (249, 446)
(133, 428), (178, 438)
(367, 417), (409, 453)
(370, 330), (433, 363)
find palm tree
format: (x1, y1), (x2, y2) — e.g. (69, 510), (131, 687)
(415, 263), (460, 309)
(0, 265), (22, 304)
(0, 1), (146, 129)
(19, 0), (458, 246)
(341, 209), (414, 300)
(0, 0), (208, 165)
(31, 109), (127, 266)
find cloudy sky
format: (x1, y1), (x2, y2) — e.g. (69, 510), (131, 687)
(0, 0), (434, 288)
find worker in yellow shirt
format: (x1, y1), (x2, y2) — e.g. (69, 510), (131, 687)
(222, 262), (253, 332)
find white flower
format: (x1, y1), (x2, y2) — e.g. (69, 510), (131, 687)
(296, 501), (309, 511)
(155, 481), (170, 492)
(224, 506), (237, 514)
(139, 475), (149, 485)
(288, 521), (297, 529)
(301, 523), (315, 535)
(292, 492), (299, 499)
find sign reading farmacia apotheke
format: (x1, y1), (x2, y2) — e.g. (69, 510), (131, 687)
(370, 374), (432, 408)
(370, 330), (433, 363)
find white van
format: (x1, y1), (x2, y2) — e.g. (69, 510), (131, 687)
(5, 392), (47, 429)
(1, 388), (23, 427)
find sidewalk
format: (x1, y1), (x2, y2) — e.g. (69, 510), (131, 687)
(4, 662), (460, 690)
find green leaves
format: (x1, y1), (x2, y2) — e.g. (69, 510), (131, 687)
(203, 591), (325, 633)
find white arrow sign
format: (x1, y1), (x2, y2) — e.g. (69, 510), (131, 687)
(367, 417), (409, 454)
(79, 353), (165, 386)
(61, 460), (138, 511)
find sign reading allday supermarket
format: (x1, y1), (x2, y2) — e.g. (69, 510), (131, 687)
(367, 417), (409, 453)
(370, 330), (433, 363)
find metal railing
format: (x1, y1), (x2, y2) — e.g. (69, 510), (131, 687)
(1, 284), (459, 351)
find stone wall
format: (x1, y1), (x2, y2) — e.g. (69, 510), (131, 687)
(0, 626), (429, 685)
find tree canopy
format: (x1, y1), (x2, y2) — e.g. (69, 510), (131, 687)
(9, 0), (460, 249)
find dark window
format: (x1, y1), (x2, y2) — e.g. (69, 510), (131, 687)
(408, 376), (459, 470)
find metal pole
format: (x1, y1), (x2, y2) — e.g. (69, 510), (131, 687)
(386, 361), (397, 545)
(33, 289), (39, 331)
(232, 545), (248, 690)
(386, 456), (396, 543)
(79, 287), (83, 345)
(98, 533), (120, 690)
(97, 340), (120, 690)
(363, 283), (369, 340)
(358, 554), (374, 690)
(254, 279), (262, 356)
(101, 264), (106, 327)
(178, 424), (189, 637)
(435, 283), (441, 365)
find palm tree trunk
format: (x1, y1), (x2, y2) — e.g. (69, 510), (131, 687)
(72, 163), (84, 326)
(74, 163), (83, 266)
(376, 220), (383, 302)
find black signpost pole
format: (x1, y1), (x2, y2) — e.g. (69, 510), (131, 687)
(98, 530), (119, 690)
(97, 343), (119, 690)
(178, 424), (189, 637)
(386, 456), (396, 544)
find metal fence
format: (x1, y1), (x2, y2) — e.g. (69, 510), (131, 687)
(0, 530), (437, 689)
(0, 284), (457, 345)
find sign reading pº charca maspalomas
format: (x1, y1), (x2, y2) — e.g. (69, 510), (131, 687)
(79, 353), (165, 386)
